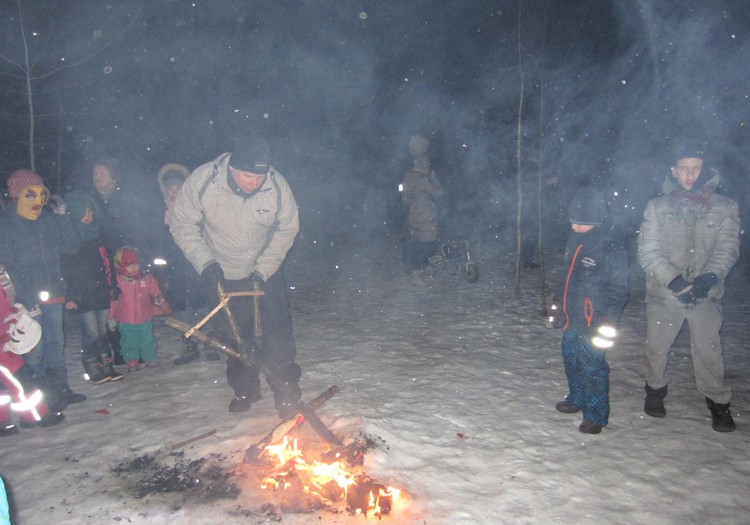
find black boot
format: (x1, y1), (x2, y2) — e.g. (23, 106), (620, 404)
(99, 352), (125, 382)
(34, 376), (68, 413)
(644, 384), (667, 418)
(706, 398), (736, 432)
(81, 353), (111, 384)
(174, 339), (200, 365)
(48, 369), (86, 406)
(228, 391), (262, 413)
(62, 389), (86, 405)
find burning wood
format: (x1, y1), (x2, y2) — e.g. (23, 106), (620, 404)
(257, 435), (404, 517)
(244, 385), (340, 464)
(165, 287), (407, 518)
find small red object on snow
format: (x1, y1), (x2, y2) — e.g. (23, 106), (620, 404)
(95, 408), (110, 415)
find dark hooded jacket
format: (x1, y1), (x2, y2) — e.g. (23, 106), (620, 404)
(60, 191), (117, 313)
(0, 204), (80, 310)
(559, 224), (629, 333)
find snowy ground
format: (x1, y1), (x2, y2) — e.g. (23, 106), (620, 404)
(1, 232), (749, 525)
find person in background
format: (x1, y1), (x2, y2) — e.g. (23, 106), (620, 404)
(170, 133), (302, 417)
(91, 157), (134, 255)
(1, 263), (65, 435)
(156, 164), (219, 365)
(90, 156), (161, 265)
(638, 141), (740, 432)
(89, 157), (138, 365)
(109, 246), (167, 372)
(400, 153), (444, 286)
(550, 187), (629, 435)
(0, 170), (85, 408)
(61, 190), (124, 385)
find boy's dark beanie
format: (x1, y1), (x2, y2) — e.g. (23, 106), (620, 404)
(568, 186), (607, 226)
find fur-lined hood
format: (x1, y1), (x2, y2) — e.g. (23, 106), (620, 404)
(157, 163), (190, 200)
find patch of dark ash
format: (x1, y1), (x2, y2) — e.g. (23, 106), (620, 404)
(112, 452), (240, 501)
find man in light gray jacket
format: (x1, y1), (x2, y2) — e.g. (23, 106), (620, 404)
(170, 133), (301, 417)
(638, 140), (740, 432)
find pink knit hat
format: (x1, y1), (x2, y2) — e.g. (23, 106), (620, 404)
(7, 169), (44, 200)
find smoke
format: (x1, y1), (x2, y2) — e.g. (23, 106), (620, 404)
(3, 0), (747, 253)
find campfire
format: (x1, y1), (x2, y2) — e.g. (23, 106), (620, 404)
(164, 286), (407, 519)
(257, 434), (404, 518)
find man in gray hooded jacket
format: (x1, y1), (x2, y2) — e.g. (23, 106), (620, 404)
(638, 141), (740, 432)
(170, 133), (301, 417)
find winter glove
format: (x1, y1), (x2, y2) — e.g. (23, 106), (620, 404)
(250, 271), (265, 284)
(547, 302), (564, 329)
(201, 261), (224, 291)
(668, 275), (695, 305)
(49, 194), (67, 215)
(690, 272), (719, 301)
(107, 318), (117, 332)
(591, 323), (618, 350)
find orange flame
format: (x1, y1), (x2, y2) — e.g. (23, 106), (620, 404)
(259, 436), (404, 517)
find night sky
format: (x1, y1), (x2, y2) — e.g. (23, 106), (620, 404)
(1, 0), (748, 243)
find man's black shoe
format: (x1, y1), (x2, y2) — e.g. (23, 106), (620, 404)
(228, 392), (262, 413)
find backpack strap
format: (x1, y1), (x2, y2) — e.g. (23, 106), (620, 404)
(197, 153), (231, 202)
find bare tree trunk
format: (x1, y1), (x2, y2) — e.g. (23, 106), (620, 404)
(537, 83), (548, 315)
(54, 100), (64, 193)
(515, 79), (524, 298)
(514, 1), (524, 298)
(17, 0), (36, 171)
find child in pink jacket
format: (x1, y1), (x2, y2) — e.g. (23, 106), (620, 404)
(109, 247), (166, 371)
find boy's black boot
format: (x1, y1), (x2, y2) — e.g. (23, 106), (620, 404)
(644, 384), (667, 418)
(81, 353), (111, 384)
(706, 398), (736, 432)
(99, 353), (125, 381)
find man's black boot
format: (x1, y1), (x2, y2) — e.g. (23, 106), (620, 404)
(644, 384), (667, 418)
(174, 339), (200, 365)
(706, 397), (736, 432)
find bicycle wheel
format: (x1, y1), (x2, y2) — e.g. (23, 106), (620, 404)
(464, 262), (479, 283)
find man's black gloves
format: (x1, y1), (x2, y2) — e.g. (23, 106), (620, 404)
(250, 271), (265, 285)
(691, 272), (719, 300)
(668, 273), (718, 305)
(668, 275), (692, 294)
(201, 262), (225, 298)
(668, 275), (694, 304)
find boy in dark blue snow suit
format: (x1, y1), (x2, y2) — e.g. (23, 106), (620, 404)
(552, 187), (629, 434)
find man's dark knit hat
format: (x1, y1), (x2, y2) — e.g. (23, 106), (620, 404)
(229, 133), (271, 175)
(673, 138), (708, 162)
(568, 186), (607, 226)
